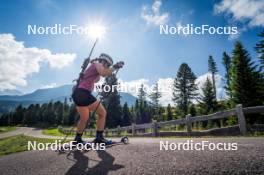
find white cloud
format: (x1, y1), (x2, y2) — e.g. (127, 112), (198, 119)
(40, 83), (58, 89)
(118, 78), (150, 97)
(117, 73), (226, 106)
(0, 33), (76, 91)
(141, 0), (169, 26)
(214, 0), (264, 27)
(118, 78), (174, 106)
(123, 78), (174, 106)
(156, 78), (174, 106)
(195, 73), (226, 100)
(175, 21), (189, 37)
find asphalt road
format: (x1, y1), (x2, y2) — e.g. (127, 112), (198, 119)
(0, 137), (263, 175)
(0, 127), (73, 139)
(0, 127), (32, 139)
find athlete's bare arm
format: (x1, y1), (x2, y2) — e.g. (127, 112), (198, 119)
(95, 63), (113, 77)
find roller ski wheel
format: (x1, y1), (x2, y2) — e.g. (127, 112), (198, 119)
(121, 136), (129, 144)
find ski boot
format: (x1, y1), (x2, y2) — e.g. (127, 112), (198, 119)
(93, 137), (113, 145)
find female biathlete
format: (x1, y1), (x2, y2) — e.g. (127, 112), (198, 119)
(72, 53), (124, 145)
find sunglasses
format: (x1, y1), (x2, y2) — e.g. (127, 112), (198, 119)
(103, 61), (111, 67)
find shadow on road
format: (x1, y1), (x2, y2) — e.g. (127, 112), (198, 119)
(66, 149), (124, 175)
(66, 150), (89, 174)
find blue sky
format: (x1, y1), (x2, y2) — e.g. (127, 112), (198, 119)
(0, 0), (263, 100)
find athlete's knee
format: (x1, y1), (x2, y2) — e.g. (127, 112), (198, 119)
(98, 107), (107, 118)
(103, 109), (107, 117)
(80, 115), (89, 122)
(79, 112), (89, 121)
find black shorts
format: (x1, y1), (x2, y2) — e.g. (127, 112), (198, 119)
(72, 88), (97, 106)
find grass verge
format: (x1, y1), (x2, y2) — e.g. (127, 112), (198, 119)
(42, 127), (65, 136)
(0, 126), (17, 133)
(42, 127), (93, 138)
(0, 135), (60, 156)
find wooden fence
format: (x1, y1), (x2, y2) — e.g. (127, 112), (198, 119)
(59, 104), (264, 137)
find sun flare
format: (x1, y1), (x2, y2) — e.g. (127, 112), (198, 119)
(87, 23), (106, 39)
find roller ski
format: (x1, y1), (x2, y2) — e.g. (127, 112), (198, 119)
(91, 136), (129, 147)
(56, 136), (129, 152)
(56, 134), (90, 152)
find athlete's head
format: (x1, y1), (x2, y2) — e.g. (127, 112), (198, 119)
(97, 53), (113, 67)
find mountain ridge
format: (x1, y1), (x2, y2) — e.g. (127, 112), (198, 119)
(0, 85), (137, 113)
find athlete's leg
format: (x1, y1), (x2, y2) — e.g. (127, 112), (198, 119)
(74, 106), (90, 143)
(76, 106), (90, 133)
(88, 100), (107, 131)
(88, 100), (112, 144)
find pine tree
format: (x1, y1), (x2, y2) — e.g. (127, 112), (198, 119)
(149, 83), (162, 108)
(208, 55), (218, 99)
(45, 101), (56, 125)
(34, 104), (41, 125)
(68, 104), (78, 126)
(130, 105), (136, 123)
(172, 63), (198, 116)
(222, 52), (232, 97)
(24, 104), (36, 125)
(54, 101), (63, 125)
(62, 98), (70, 125)
(149, 82), (162, 120)
(134, 99), (141, 123)
(199, 77), (217, 114)
(255, 30), (264, 99)
(189, 103), (197, 116)
(141, 101), (152, 123)
(13, 104), (24, 125)
(0, 113), (8, 126)
(40, 103), (48, 124)
(255, 29), (264, 70)
(122, 102), (131, 126)
(135, 99), (139, 110)
(166, 104), (173, 121)
(136, 84), (151, 123)
(138, 84), (147, 109)
(230, 41), (264, 107)
(137, 84), (145, 123)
